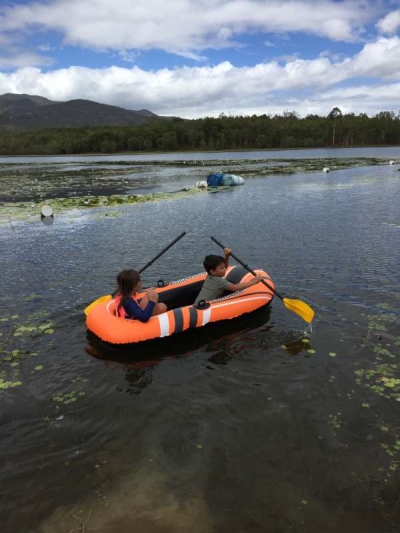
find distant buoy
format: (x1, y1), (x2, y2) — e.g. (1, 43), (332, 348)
(41, 205), (53, 218)
(322, 167), (330, 173)
(389, 160), (395, 165)
(196, 180), (208, 189)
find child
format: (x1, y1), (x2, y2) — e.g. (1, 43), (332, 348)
(115, 269), (167, 322)
(194, 248), (267, 306)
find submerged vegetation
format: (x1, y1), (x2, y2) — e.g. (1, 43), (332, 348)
(0, 189), (203, 223)
(0, 309), (54, 391)
(1, 156), (398, 223)
(1, 108), (400, 155)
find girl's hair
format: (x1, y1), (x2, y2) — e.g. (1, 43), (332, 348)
(116, 269), (141, 311)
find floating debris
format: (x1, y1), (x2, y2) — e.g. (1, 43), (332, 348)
(40, 204), (53, 217)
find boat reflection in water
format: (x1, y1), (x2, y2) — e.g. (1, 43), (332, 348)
(86, 306), (273, 394)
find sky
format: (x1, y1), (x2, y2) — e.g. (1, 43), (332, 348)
(1, 0), (400, 118)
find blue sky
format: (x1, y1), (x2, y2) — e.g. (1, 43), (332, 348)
(0, 0), (400, 118)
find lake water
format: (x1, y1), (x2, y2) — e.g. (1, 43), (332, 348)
(1, 145), (400, 164)
(1, 148), (400, 532)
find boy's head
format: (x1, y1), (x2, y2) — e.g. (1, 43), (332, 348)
(203, 254), (226, 276)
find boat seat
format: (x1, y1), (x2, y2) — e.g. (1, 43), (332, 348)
(156, 279), (204, 309)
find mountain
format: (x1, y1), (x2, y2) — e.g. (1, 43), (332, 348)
(0, 93), (163, 130)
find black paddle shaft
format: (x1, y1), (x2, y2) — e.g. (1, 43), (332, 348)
(111, 231), (186, 297)
(139, 231), (186, 274)
(210, 236), (284, 300)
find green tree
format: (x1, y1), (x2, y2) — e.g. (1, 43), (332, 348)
(327, 107), (343, 147)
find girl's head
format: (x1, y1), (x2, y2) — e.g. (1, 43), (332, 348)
(117, 269), (141, 297)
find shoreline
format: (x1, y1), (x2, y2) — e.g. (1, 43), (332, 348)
(1, 144), (400, 159)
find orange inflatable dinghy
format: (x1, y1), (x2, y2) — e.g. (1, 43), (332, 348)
(86, 266), (275, 345)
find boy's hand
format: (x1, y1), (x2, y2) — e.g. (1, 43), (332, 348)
(224, 247), (232, 256)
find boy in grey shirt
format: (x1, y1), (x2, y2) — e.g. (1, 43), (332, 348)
(194, 248), (266, 306)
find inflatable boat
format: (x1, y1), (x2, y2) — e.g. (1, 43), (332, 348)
(86, 266), (274, 346)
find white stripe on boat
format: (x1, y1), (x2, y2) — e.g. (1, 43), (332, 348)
(212, 296), (271, 309)
(201, 308), (211, 326)
(106, 300), (116, 314)
(158, 313), (170, 337)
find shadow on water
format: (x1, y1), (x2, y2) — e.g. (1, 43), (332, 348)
(85, 306), (289, 394)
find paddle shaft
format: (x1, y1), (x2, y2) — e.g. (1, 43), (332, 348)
(139, 231), (186, 274)
(84, 232), (187, 315)
(111, 231), (187, 295)
(210, 236), (284, 300)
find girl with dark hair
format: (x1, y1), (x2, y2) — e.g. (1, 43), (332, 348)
(115, 269), (167, 322)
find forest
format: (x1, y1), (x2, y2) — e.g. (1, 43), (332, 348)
(1, 107), (400, 155)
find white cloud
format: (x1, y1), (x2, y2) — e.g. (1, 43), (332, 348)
(313, 82), (400, 116)
(0, 0), (377, 61)
(38, 43), (54, 52)
(0, 35), (400, 118)
(376, 9), (400, 34)
(319, 50), (344, 62)
(277, 53), (300, 63)
(0, 51), (53, 69)
(344, 37), (400, 80)
(118, 50), (141, 63)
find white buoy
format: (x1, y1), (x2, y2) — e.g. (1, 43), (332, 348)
(389, 160), (395, 165)
(322, 167), (330, 173)
(41, 204), (53, 217)
(196, 180), (208, 189)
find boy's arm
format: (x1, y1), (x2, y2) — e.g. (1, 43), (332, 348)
(226, 274), (266, 292)
(224, 247), (232, 268)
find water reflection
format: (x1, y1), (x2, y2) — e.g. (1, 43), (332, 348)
(86, 307), (275, 393)
(282, 337), (312, 356)
(41, 215), (54, 226)
(208, 350), (231, 365)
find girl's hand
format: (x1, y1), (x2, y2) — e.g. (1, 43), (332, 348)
(146, 289), (159, 302)
(224, 247), (232, 256)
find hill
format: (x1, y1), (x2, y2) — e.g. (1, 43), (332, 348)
(0, 93), (162, 130)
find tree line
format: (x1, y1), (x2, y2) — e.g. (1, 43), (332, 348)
(1, 108), (400, 155)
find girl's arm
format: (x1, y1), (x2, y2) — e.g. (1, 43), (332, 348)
(123, 298), (156, 322)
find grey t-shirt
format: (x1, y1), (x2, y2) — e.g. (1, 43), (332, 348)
(194, 275), (231, 305)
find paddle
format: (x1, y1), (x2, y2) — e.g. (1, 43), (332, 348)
(84, 231), (186, 316)
(210, 236), (315, 324)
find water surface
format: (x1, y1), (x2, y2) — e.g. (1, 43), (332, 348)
(1, 144), (400, 164)
(1, 151), (400, 532)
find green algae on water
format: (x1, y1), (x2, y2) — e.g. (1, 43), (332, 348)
(0, 189), (204, 224)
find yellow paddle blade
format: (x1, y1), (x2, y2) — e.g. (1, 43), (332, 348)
(282, 298), (315, 324)
(84, 294), (112, 316)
